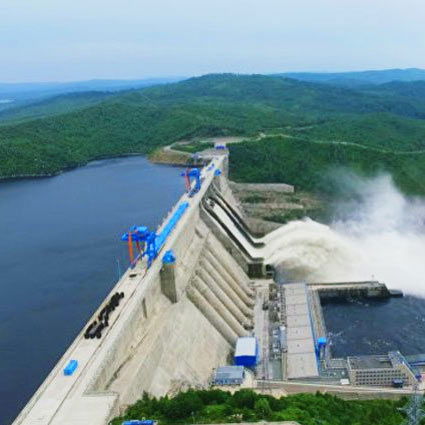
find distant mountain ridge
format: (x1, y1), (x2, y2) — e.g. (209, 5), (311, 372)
(275, 68), (425, 87)
(0, 77), (186, 113)
(0, 77), (186, 96)
(0, 91), (115, 125)
(3, 69), (425, 123)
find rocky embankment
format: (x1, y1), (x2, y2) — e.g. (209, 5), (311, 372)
(230, 182), (324, 236)
(149, 146), (191, 166)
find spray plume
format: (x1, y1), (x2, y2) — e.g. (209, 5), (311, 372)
(265, 174), (425, 296)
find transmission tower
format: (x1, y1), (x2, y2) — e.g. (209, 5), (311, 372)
(401, 385), (425, 425)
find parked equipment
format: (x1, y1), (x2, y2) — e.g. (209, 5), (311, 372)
(64, 360), (78, 376)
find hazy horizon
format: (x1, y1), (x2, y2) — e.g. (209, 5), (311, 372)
(1, 0), (424, 83)
(1, 67), (424, 86)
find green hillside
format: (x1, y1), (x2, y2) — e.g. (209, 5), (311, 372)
(284, 112), (425, 151)
(229, 136), (425, 195)
(0, 99), (299, 178)
(131, 73), (425, 119)
(1, 73), (425, 191)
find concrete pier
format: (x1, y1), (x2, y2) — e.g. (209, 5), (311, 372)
(284, 283), (319, 380)
(309, 280), (393, 299)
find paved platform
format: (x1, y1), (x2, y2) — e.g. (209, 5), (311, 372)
(284, 283), (319, 380)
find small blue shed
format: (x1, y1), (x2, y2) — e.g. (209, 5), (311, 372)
(213, 366), (245, 385)
(234, 336), (259, 367)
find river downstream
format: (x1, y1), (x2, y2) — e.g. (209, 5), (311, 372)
(0, 157), (184, 425)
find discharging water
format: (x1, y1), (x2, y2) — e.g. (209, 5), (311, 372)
(270, 174), (425, 367)
(0, 157), (184, 425)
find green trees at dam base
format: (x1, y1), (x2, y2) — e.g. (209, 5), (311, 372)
(110, 389), (406, 425)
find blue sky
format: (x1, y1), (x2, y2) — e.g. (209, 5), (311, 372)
(1, 0), (424, 82)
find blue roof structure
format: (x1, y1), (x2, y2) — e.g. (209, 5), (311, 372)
(234, 337), (259, 367)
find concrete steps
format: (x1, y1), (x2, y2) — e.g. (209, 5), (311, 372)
(204, 248), (254, 302)
(196, 267), (248, 326)
(192, 276), (247, 337)
(186, 229), (256, 345)
(187, 286), (238, 345)
(199, 257), (252, 317)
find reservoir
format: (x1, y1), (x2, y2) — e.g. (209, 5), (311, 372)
(0, 157), (184, 425)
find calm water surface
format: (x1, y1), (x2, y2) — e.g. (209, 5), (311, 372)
(0, 157), (184, 425)
(322, 296), (425, 358)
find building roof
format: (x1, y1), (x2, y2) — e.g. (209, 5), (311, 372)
(405, 353), (425, 365)
(287, 315), (310, 327)
(348, 355), (393, 370)
(284, 283), (319, 380)
(287, 353), (319, 379)
(214, 366), (244, 380)
(235, 337), (257, 357)
(287, 326), (313, 340)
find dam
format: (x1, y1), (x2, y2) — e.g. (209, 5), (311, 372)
(13, 154), (260, 425)
(13, 153), (413, 425)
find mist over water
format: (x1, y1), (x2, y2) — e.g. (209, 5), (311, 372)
(267, 174), (425, 296)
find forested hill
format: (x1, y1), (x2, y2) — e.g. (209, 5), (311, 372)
(1, 73), (425, 195)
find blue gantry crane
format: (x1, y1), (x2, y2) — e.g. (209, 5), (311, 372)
(181, 168), (201, 196)
(121, 202), (189, 268)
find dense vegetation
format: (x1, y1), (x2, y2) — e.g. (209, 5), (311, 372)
(110, 388), (406, 425)
(1, 73), (425, 193)
(0, 98), (290, 177)
(284, 112), (425, 151)
(229, 136), (425, 196)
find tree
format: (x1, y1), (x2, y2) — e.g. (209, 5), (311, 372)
(254, 398), (272, 419)
(231, 389), (258, 409)
(164, 390), (204, 420)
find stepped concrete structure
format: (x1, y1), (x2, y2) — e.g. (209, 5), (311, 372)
(12, 155), (268, 425)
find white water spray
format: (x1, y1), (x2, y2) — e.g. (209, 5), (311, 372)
(265, 174), (425, 296)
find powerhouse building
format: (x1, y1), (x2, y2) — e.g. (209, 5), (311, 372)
(347, 351), (419, 387)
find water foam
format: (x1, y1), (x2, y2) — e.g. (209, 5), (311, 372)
(265, 175), (425, 295)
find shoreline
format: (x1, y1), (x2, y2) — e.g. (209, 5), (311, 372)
(0, 152), (156, 183)
(0, 150), (194, 183)
(0, 136), (247, 183)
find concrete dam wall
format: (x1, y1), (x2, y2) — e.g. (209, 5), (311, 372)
(13, 156), (262, 425)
